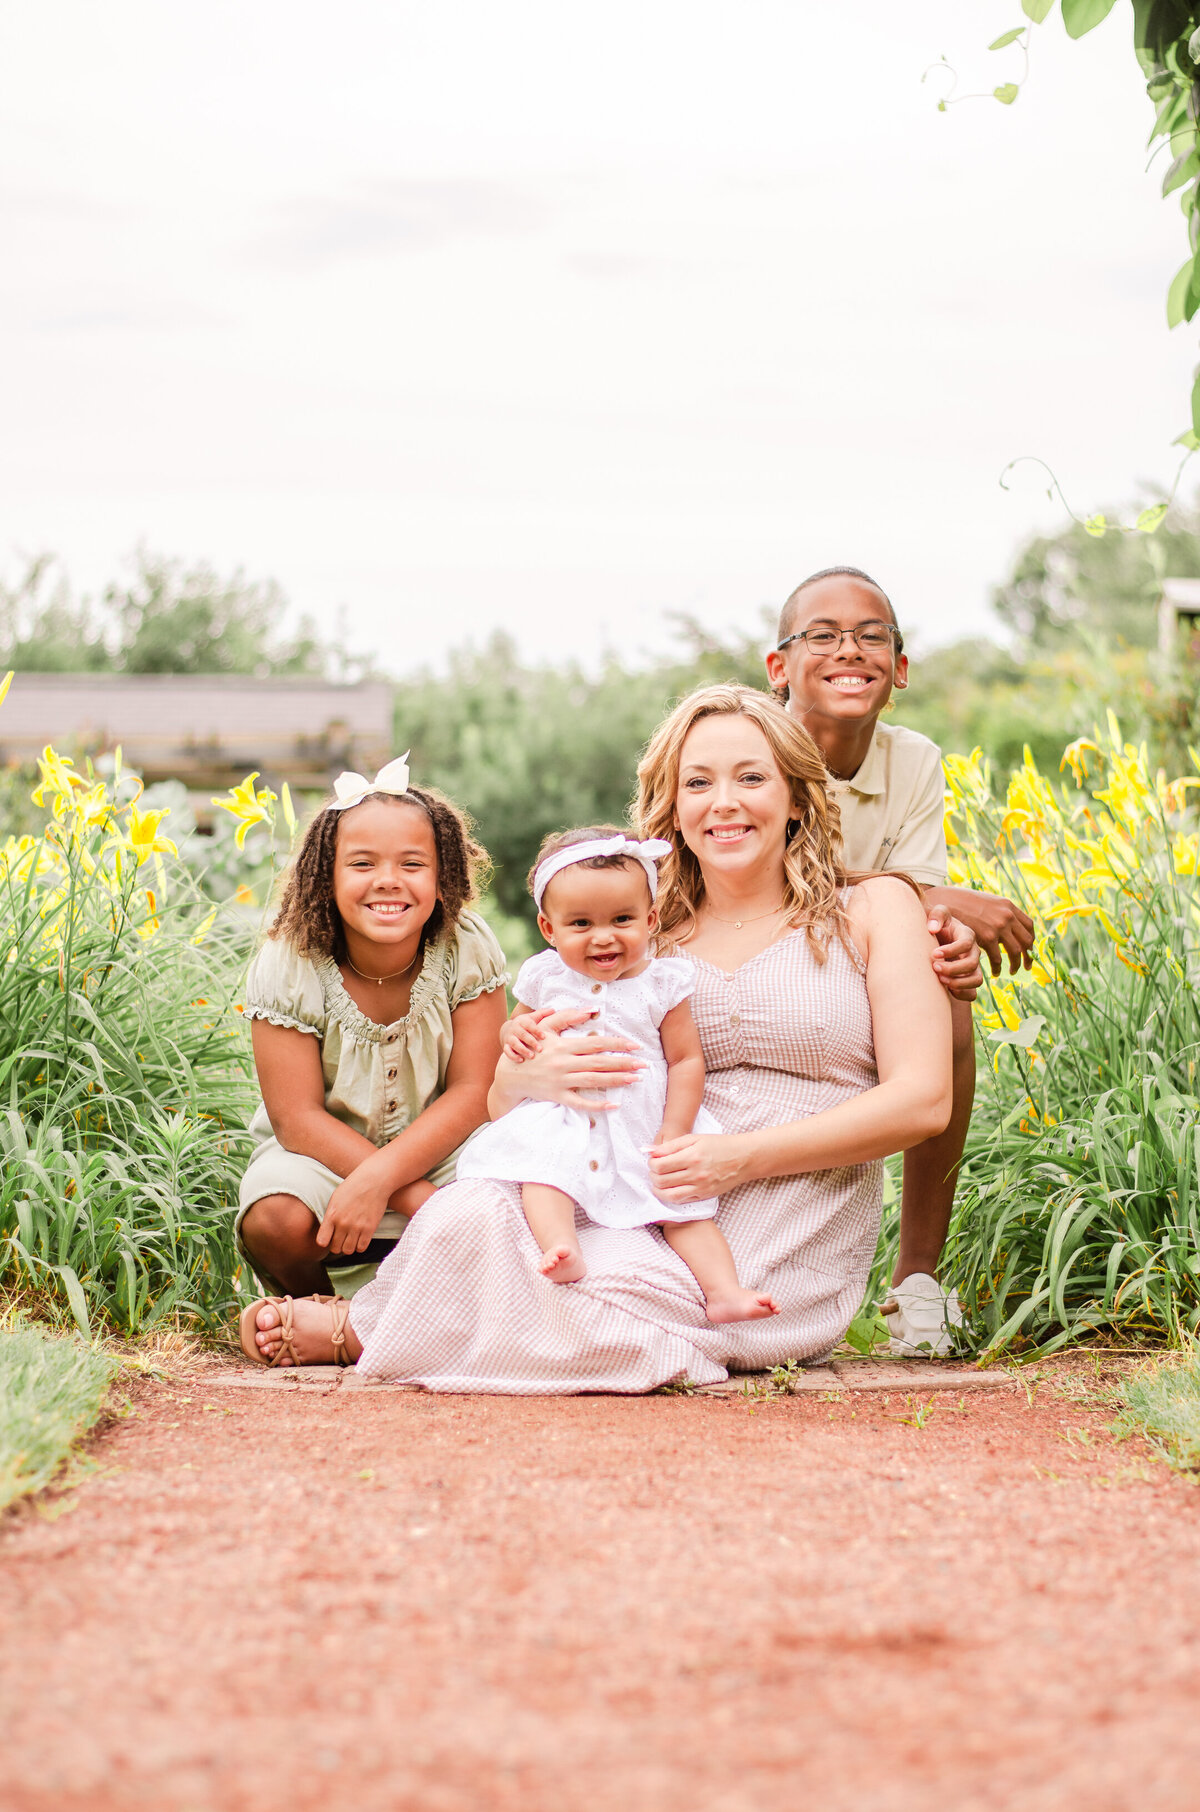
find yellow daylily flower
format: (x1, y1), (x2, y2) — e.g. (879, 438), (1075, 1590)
(124, 803), (179, 868)
(212, 772), (277, 848)
(32, 747), (86, 813)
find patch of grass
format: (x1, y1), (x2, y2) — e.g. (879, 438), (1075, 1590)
(1114, 1350), (1200, 1473)
(0, 1320), (118, 1512)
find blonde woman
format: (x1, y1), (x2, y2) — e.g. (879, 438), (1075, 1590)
(249, 685), (951, 1389)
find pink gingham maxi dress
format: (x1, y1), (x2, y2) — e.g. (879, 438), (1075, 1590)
(349, 922), (883, 1392)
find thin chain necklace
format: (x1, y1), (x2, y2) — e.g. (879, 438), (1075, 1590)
(705, 903), (788, 930)
(344, 946), (422, 987)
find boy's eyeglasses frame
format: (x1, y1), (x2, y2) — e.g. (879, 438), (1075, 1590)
(776, 622), (903, 654)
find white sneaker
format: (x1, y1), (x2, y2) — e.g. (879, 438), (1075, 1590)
(880, 1272), (963, 1357)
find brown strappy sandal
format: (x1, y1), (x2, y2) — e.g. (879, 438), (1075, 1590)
(238, 1293), (353, 1368)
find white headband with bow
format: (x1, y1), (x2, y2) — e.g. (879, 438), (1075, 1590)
(329, 753), (411, 812)
(533, 834), (674, 911)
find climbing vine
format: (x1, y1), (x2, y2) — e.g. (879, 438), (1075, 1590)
(932, 2), (1200, 531)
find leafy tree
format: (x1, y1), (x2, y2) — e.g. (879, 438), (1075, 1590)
(0, 556), (110, 672)
(396, 619), (769, 927)
(0, 549), (332, 677)
(989, 495), (1200, 649)
(110, 553), (327, 676)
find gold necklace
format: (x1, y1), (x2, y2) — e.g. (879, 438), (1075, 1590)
(345, 947), (422, 987)
(705, 904), (788, 931)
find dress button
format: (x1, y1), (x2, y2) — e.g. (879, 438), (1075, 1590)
(386, 1068), (397, 1081)
(386, 1098), (396, 1111)
(730, 1012), (741, 1028)
(588, 1117), (596, 1129)
(591, 982), (602, 994)
(385, 1032), (397, 1044)
(588, 1159), (599, 1172)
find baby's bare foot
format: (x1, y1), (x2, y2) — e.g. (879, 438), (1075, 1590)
(539, 1243), (586, 1284)
(704, 1290), (779, 1325)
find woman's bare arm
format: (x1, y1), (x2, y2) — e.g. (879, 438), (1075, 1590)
(487, 1008), (645, 1119)
(649, 878), (952, 1203)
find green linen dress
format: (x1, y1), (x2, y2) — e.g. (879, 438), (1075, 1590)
(236, 908), (509, 1295)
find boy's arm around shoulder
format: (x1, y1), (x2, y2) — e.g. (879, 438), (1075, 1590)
(657, 998), (706, 1142)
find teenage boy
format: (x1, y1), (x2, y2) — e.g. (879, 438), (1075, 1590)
(766, 565), (1034, 1354)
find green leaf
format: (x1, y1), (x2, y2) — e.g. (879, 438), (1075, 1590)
(1163, 150), (1199, 198)
(990, 28), (1027, 49)
(1061, 0), (1118, 36)
(993, 82), (1020, 104)
(1174, 429), (1200, 450)
(1136, 503), (1169, 534)
(56, 1265), (91, 1339)
(1022, 0), (1055, 19)
(1191, 368), (1200, 439)
(988, 1015), (1047, 1048)
(1084, 514), (1108, 537)
(1168, 258), (1194, 326)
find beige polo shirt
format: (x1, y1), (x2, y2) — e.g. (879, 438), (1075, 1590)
(823, 721), (947, 886)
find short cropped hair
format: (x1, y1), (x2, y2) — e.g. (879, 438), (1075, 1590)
(777, 565), (902, 653)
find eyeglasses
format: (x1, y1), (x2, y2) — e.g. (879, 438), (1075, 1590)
(776, 622), (901, 654)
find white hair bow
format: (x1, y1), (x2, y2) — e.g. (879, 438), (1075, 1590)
(329, 753), (411, 812)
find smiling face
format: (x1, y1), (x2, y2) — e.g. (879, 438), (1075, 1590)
(765, 575), (907, 733)
(332, 797), (439, 955)
(674, 714), (793, 885)
(537, 861), (656, 982)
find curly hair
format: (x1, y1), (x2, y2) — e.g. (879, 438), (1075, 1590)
(526, 823), (649, 909)
(634, 683), (855, 961)
(270, 785), (490, 961)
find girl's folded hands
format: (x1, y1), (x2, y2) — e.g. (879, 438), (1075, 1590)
(316, 1166), (393, 1255)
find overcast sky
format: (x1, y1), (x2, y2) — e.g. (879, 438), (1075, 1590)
(2, 2), (1195, 673)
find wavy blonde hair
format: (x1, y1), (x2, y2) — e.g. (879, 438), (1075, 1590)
(635, 683), (853, 960)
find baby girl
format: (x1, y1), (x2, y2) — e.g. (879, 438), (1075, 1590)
(458, 826), (778, 1324)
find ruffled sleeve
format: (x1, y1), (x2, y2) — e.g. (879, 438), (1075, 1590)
(243, 937), (326, 1038)
(444, 910), (511, 1009)
(512, 947), (562, 1010)
(645, 955), (698, 1023)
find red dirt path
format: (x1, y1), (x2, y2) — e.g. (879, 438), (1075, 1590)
(2, 1363), (1199, 1812)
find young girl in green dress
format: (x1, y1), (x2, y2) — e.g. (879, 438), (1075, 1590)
(236, 756), (508, 1346)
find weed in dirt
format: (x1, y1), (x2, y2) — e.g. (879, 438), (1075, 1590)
(896, 1396), (937, 1430)
(0, 1317), (117, 1512)
(657, 1377), (701, 1396)
(1113, 1350), (1200, 1474)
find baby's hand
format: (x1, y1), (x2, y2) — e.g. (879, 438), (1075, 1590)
(501, 1008), (557, 1063)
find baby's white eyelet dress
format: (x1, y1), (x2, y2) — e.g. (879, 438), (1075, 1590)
(456, 947), (721, 1226)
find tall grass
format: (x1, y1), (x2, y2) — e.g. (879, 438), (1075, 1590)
(1115, 1350), (1200, 1470)
(0, 1319), (118, 1511)
(939, 717), (1200, 1354)
(0, 729), (256, 1333)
